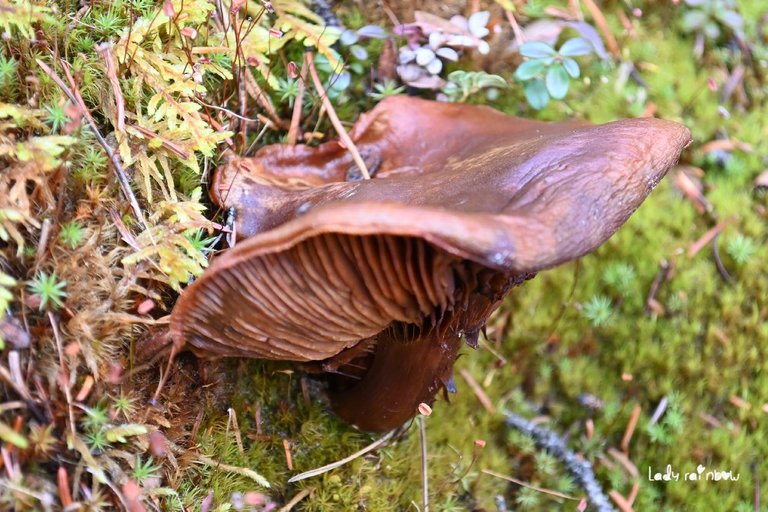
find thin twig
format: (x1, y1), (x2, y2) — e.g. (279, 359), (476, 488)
(581, 0), (620, 58)
(278, 488), (313, 512)
(620, 404), (641, 454)
(36, 59), (148, 229)
(48, 312), (76, 441)
(504, 411), (616, 512)
(482, 469), (582, 502)
(287, 54), (309, 145)
(227, 408), (245, 456)
(305, 51), (370, 179)
(712, 233), (734, 284)
(419, 415), (429, 512)
(458, 368), (496, 414)
(287, 430), (395, 483)
(195, 454), (271, 488)
(97, 43), (125, 131)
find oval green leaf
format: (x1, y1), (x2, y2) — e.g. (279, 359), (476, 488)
(515, 59), (547, 81)
(559, 37), (594, 57)
(524, 79), (550, 110)
(546, 64), (570, 100)
(519, 41), (557, 59)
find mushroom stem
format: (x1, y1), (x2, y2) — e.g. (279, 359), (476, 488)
(327, 323), (464, 432)
(306, 51), (371, 179)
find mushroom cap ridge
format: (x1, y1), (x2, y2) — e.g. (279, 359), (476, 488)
(169, 98), (690, 428)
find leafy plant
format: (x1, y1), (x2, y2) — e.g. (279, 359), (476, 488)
(582, 294), (613, 327)
(442, 70), (507, 103)
(366, 80), (404, 102)
(133, 456), (161, 485)
(27, 271), (67, 310)
(726, 234), (756, 265)
(59, 220), (87, 249)
(514, 37), (594, 109)
(681, 0), (743, 41)
(0, 270), (16, 314)
(43, 101), (69, 134)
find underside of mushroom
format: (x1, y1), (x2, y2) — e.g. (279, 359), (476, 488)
(170, 96), (691, 431)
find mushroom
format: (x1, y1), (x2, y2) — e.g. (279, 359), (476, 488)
(170, 97), (690, 431)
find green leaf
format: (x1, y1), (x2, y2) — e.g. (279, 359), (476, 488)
(562, 58), (580, 79)
(519, 41), (556, 59)
(0, 421), (28, 449)
(515, 59), (547, 81)
(105, 424), (148, 443)
(524, 79), (549, 110)
(558, 37), (593, 57)
(704, 21), (721, 39)
(681, 10), (708, 32)
(716, 10), (743, 31)
(546, 64), (570, 100)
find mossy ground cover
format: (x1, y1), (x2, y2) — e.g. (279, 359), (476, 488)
(0, 0), (766, 510)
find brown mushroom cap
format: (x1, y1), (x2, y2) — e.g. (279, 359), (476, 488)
(171, 97), (690, 431)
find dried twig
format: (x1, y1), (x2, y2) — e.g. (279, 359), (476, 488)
(644, 259), (670, 315)
(306, 52), (370, 179)
(36, 59), (148, 229)
(419, 415), (429, 512)
(195, 454), (270, 488)
(287, 430), (395, 483)
(482, 469), (582, 502)
(504, 411), (615, 512)
(620, 404), (641, 454)
(712, 233), (734, 284)
(458, 368), (496, 414)
(48, 313), (76, 440)
(227, 408), (245, 456)
(97, 43), (125, 131)
(688, 219), (731, 257)
(581, 0), (620, 58)
(287, 54), (309, 145)
(278, 488), (313, 512)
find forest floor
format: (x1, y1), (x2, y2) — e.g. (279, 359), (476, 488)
(0, 0), (767, 511)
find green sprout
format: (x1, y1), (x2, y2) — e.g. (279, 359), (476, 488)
(681, 0), (743, 41)
(44, 102), (69, 133)
(0, 55), (18, 100)
(514, 37), (594, 110)
(86, 429), (110, 452)
(367, 80), (405, 101)
(726, 234), (756, 265)
(76, 147), (109, 182)
(81, 402), (110, 432)
(59, 221), (86, 249)
(133, 456), (161, 485)
(602, 262), (637, 297)
(27, 271), (67, 311)
(442, 70), (507, 103)
(112, 394), (137, 419)
(276, 78), (300, 107)
(582, 294), (613, 327)
(186, 229), (217, 254)
(92, 8), (124, 39)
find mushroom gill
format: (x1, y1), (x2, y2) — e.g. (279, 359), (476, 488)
(170, 97), (691, 431)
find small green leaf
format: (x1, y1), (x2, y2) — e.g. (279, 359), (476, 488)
(0, 421), (28, 449)
(515, 59), (547, 81)
(546, 64), (570, 99)
(681, 10), (707, 32)
(704, 21), (721, 39)
(558, 37), (593, 57)
(524, 79), (549, 110)
(562, 58), (580, 79)
(105, 424), (148, 443)
(519, 41), (556, 59)
(716, 10), (743, 31)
